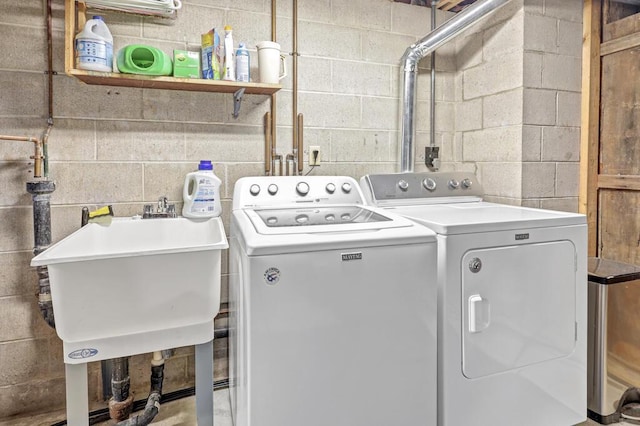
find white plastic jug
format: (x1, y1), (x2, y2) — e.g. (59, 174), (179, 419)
(182, 160), (222, 218)
(75, 15), (113, 72)
(256, 41), (287, 84)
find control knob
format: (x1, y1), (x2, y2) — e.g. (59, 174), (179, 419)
(326, 183), (336, 194)
(448, 179), (460, 190)
(422, 178), (436, 192)
(341, 182), (352, 193)
(296, 182), (310, 196)
(461, 178), (472, 189)
(268, 184), (279, 195)
(249, 184), (260, 196)
(398, 180), (409, 191)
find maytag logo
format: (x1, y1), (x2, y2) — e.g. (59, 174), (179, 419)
(342, 252), (363, 261)
(515, 233), (530, 241)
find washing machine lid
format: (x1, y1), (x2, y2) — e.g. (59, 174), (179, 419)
(386, 202), (586, 235)
(233, 206), (436, 255)
(243, 205), (411, 235)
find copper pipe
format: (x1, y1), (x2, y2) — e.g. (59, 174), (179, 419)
(275, 154), (283, 177)
(264, 112), (272, 175)
(292, 0), (299, 175)
(285, 153), (295, 176)
(269, 0), (278, 175)
(297, 113), (304, 173)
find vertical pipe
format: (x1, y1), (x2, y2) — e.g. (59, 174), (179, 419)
(264, 112), (272, 175)
(292, 0), (299, 175)
(400, 0), (511, 172)
(270, 0), (278, 175)
(430, 1), (437, 149)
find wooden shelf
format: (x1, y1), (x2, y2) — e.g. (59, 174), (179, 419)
(64, 0), (280, 96)
(67, 69), (281, 95)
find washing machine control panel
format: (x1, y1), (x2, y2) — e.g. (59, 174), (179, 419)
(234, 176), (366, 209)
(361, 172), (484, 205)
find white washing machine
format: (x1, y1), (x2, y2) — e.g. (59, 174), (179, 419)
(229, 176), (438, 426)
(360, 172), (587, 426)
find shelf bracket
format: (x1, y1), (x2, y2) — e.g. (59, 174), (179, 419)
(233, 88), (246, 119)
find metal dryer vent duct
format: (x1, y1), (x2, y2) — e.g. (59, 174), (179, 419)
(399, 0), (511, 172)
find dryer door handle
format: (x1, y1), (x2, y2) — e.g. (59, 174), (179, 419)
(468, 294), (490, 333)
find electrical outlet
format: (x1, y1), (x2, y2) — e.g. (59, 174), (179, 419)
(309, 146), (321, 166)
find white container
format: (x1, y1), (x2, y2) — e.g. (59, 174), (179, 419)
(256, 41), (287, 84)
(183, 160), (222, 218)
(223, 25), (236, 81)
(75, 15), (113, 72)
(236, 42), (250, 82)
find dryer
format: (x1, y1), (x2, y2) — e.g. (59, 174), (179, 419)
(361, 172), (587, 426)
(229, 176), (438, 426)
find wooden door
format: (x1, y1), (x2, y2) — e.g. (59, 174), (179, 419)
(582, 0), (640, 390)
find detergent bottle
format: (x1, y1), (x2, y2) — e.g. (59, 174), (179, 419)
(75, 15), (113, 72)
(182, 160), (222, 218)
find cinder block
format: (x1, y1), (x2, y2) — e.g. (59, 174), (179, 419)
(363, 31), (416, 66)
(558, 20), (583, 57)
(0, 207), (32, 252)
(557, 91), (581, 127)
(0, 72), (45, 117)
(483, 9), (524, 62)
(463, 50), (523, 100)
(329, 130), (391, 162)
(391, 2), (431, 37)
(477, 162), (522, 199)
(299, 57), (333, 93)
(333, 61), (391, 97)
(51, 162), (143, 204)
(542, 126), (580, 161)
(97, 121), (185, 161)
(227, 9), (273, 49)
(227, 163), (269, 200)
(0, 25), (46, 72)
(0, 251), (33, 297)
(523, 52), (543, 88)
(542, 54), (581, 92)
(299, 20), (361, 60)
(463, 126), (522, 162)
(142, 90), (228, 123)
(0, 377), (66, 418)
(300, 92), (361, 129)
(0, 339), (51, 386)
(524, 14), (557, 53)
(522, 125), (542, 161)
(332, 0), (391, 31)
(362, 96), (397, 131)
(144, 162), (196, 203)
(456, 98), (483, 132)
(483, 89), (523, 128)
(0, 161), (34, 207)
(523, 88), (556, 125)
(456, 33), (483, 71)
(555, 162), (580, 197)
(544, 0), (583, 23)
(540, 197), (579, 213)
(185, 124), (265, 163)
(47, 119), (97, 161)
(0, 0), (45, 27)
(522, 161), (556, 197)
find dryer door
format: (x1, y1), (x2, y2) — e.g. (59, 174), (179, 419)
(461, 241), (576, 379)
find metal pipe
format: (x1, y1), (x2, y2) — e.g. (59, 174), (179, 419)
(265, 112), (272, 175)
(269, 0), (278, 175)
(297, 113), (304, 173)
(116, 354), (165, 426)
(109, 357), (134, 422)
(430, 1), (437, 149)
(292, 0), (300, 175)
(400, 0), (511, 172)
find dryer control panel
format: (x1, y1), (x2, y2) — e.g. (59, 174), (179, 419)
(233, 176), (365, 209)
(360, 172), (484, 206)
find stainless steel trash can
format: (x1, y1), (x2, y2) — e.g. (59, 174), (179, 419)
(588, 257), (640, 424)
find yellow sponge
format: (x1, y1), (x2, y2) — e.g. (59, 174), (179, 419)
(87, 205), (114, 226)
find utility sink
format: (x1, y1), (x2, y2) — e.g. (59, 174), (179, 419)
(31, 217), (228, 364)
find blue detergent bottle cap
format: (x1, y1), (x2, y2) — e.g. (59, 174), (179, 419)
(198, 160), (213, 171)
(92, 15), (104, 20)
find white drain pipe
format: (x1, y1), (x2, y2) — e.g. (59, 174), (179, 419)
(400, 0), (512, 172)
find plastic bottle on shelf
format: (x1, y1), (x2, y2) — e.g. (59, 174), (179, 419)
(182, 160), (222, 219)
(75, 15), (113, 72)
(223, 25), (236, 81)
(236, 42), (250, 82)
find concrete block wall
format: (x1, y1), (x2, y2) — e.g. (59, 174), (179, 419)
(444, 0), (582, 210)
(0, 0), (584, 419)
(0, 0), (444, 418)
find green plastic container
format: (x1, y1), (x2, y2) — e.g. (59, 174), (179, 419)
(116, 44), (172, 76)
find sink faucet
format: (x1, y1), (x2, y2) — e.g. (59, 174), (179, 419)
(143, 196), (177, 219)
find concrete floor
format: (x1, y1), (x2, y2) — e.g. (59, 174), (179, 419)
(0, 389), (636, 426)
